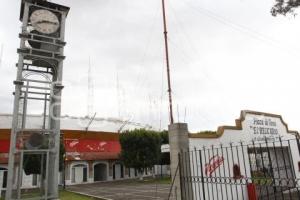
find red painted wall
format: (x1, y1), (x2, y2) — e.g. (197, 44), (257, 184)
(0, 139), (121, 153)
(0, 140), (9, 153)
(64, 139), (121, 153)
(0, 129), (121, 162)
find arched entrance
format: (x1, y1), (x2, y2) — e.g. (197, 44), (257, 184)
(71, 164), (88, 184)
(94, 163), (107, 181)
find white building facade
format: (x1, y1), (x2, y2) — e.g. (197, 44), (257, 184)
(186, 111), (300, 200)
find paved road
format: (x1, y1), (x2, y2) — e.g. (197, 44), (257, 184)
(67, 179), (173, 200)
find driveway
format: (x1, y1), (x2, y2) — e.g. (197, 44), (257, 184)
(67, 179), (173, 200)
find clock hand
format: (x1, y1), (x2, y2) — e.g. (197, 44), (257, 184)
(35, 20), (58, 25)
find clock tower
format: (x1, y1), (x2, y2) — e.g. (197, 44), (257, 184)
(6, 0), (69, 199)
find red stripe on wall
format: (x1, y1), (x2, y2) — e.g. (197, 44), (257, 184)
(0, 140), (10, 153)
(64, 139), (121, 153)
(0, 138), (121, 156)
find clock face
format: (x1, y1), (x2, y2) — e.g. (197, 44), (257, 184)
(30, 9), (60, 34)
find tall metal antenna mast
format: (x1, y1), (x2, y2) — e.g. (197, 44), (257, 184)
(88, 57), (94, 117)
(162, 0), (174, 124)
(116, 71), (121, 118)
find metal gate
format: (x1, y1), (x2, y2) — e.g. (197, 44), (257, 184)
(179, 137), (300, 200)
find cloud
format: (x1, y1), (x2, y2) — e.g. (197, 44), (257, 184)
(1, 0), (300, 132)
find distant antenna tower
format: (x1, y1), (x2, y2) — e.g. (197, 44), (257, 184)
(116, 71), (121, 118)
(0, 44), (3, 68)
(87, 57), (94, 117)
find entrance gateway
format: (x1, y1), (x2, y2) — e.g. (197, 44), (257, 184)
(180, 110), (300, 200)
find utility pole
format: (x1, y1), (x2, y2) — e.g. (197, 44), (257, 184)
(162, 0), (174, 124)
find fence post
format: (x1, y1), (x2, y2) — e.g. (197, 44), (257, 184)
(168, 123), (191, 200)
(199, 150), (206, 200)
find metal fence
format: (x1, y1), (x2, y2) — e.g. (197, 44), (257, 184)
(179, 137), (300, 200)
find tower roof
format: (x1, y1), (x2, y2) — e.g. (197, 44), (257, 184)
(20, 0), (70, 21)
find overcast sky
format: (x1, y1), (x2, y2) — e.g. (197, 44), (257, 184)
(1, 0), (300, 132)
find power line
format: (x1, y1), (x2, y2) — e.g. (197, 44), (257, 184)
(129, 3), (161, 125)
(180, 0), (300, 57)
(159, 53), (166, 131)
(133, 3), (161, 93)
(168, 2), (202, 59)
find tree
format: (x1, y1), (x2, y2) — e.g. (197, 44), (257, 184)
(160, 130), (169, 144)
(159, 130), (170, 166)
(271, 0), (300, 16)
(119, 129), (161, 179)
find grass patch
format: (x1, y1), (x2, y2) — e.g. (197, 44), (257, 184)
(0, 190), (103, 200)
(60, 190), (103, 200)
(252, 178), (273, 185)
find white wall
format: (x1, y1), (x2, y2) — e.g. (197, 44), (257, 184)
(74, 166), (84, 183)
(114, 164), (121, 179)
(154, 165), (170, 176)
(188, 112), (300, 200)
(22, 171), (33, 188)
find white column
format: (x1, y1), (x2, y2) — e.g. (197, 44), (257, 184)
(168, 123), (192, 200)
